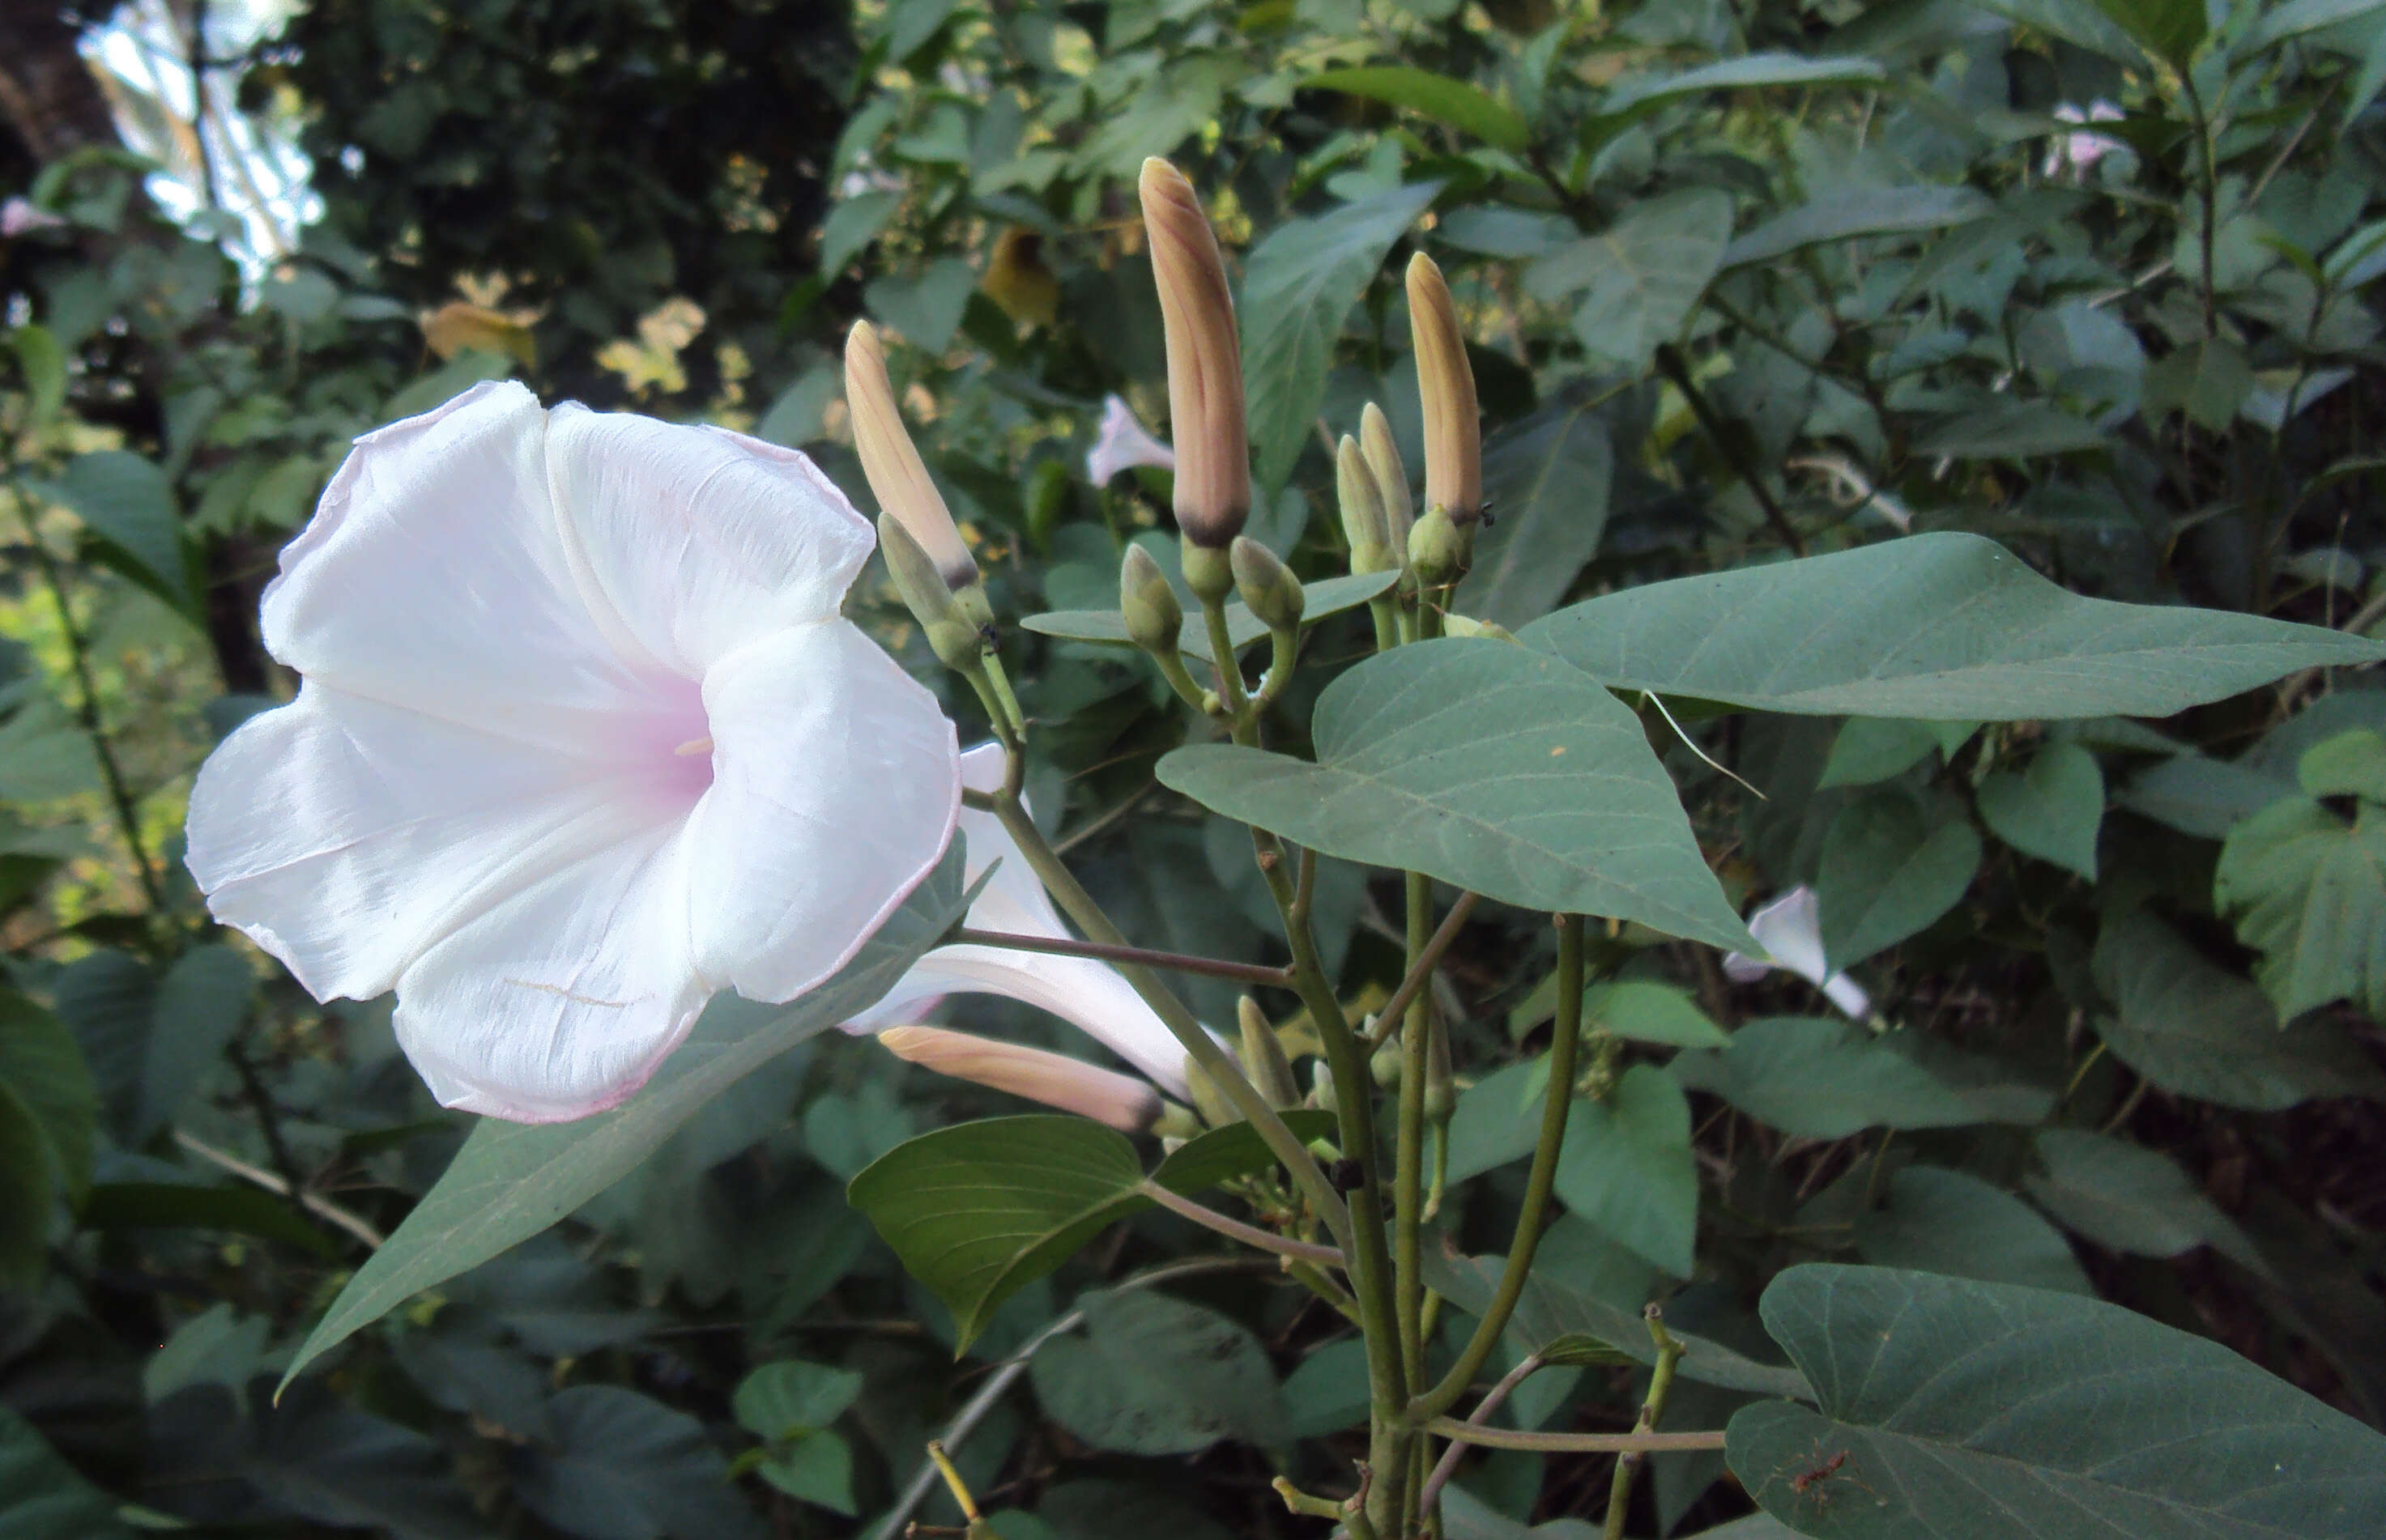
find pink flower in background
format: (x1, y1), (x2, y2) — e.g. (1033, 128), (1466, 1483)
(844, 743), (1192, 1098)
(185, 382), (961, 1121)
(1084, 394), (1174, 487)
(1, 198), (66, 236)
(1721, 886), (1873, 1021)
(2044, 100), (2126, 178)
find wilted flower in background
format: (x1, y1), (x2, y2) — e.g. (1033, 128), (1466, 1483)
(185, 381), (961, 1122)
(1085, 394), (1175, 487)
(2044, 101), (2126, 179)
(845, 743), (1193, 1099)
(1720, 886), (1873, 1020)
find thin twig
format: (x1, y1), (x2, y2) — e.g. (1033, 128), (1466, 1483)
(1418, 1351), (1545, 1511)
(1137, 1181), (1346, 1266)
(1362, 892), (1481, 1051)
(173, 1129), (384, 1249)
(951, 927), (1291, 987)
(1420, 1416), (1724, 1453)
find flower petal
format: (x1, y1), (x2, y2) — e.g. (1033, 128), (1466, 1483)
(1745, 886), (1832, 989)
(185, 685), (667, 1002)
(394, 827), (704, 1122)
(260, 381), (661, 753)
(846, 742), (1194, 1098)
(545, 406), (876, 675)
(684, 621), (960, 1003)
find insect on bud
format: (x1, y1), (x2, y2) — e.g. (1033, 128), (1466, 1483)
(1238, 997), (1302, 1111)
(1336, 435), (1395, 576)
(1229, 536), (1306, 633)
(1359, 402), (1414, 556)
(1406, 253), (1482, 532)
(1119, 544), (1185, 658)
(1140, 158), (1250, 549)
(1408, 504), (1467, 589)
(846, 321), (986, 602)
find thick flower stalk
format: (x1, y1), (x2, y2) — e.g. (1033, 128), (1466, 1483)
(185, 381), (963, 1122)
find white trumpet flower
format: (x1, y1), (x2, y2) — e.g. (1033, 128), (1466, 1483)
(1084, 394), (1175, 488)
(1720, 886), (1873, 1021)
(185, 381), (962, 1122)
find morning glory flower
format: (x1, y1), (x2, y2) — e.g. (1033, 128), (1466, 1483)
(844, 743), (1192, 1099)
(1085, 394), (1175, 488)
(185, 381), (962, 1122)
(1721, 886), (1873, 1021)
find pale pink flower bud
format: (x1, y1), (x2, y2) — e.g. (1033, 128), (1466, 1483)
(880, 1024), (1164, 1132)
(1140, 158), (1249, 548)
(845, 320), (980, 593)
(1406, 253), (1481, 524)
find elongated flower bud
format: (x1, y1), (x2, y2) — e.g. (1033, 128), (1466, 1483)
(1406, 253), (1481, 526)
(879, 513), (987, 672)
(1360, 402), (1413, 555)
(1120, 544), (1184, 657)
(880, 1025), (1165, 1134)
(1336, 436), (1394, 576)
(1237, 997), (1302, 1111)
(1140, 158), (1249, 549)
(846, 321), (992, 630)
(1229, 536), (1305, 632)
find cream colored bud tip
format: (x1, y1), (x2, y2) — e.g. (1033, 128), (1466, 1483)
(845, 321), (979, 591)
(879, 1024), (1162, 1133)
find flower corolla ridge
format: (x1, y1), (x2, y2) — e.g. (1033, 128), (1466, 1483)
(1720, 886), (1873, 1021)
(843, 742), (1194, 1100)
(183, 381), (963, 1122)
(1085, 394), (1175, 488)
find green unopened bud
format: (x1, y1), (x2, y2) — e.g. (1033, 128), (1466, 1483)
(1406, 253), (1481, 529)
(1442, 613), (1517, 643)
(1120, 544), (1184, 657)
(1181, 533), (1235, 605)
(1370, 1031), (1403, 1090)
(1140, 158), (1249, 548)
(1360, 402), (1413, 556)
(1336, 435), (1394, 576)
(880, 513), (990, 671)
(1409, 504), (1466, 588)
(847, 321), (984, 593)
(1424, 1013), (1455, 1124)
(1237, 997), (1302, 1110)
(1229, 537), (1305, 632)
(1308, 1058), (1339, 1115)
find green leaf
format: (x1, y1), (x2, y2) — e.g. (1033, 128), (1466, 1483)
(0, 1403), (136, 1540)
(1816, 791), (1982, 968)
(515, 1386), (767, 1540)
(1539, 1331), (1638, 1368)
(2093, 908), (2384, 1111)
(1852, 1166), (2093, 1295)
(2024, 1127), (2260, 1268)
(280, 846), (969, 1389)
(1306, 67), (1528, 151)
(1029, 1287), (1289, 1453)
(2299, 726), (2386, 801)
(1914, 398), (2110, 457)
(1585, 980), (1729, 1049)
(734, 1360), (864, 1440)
(2248, 0), (2386, 50)
(847, 1109), (1334, 1351)
(865, 257), (976, 355)
(1553, 1065), (1698, 1277)
(1020, 569), (1397, 665)
(1425, 1245), (1811, 1400)
(817, 190), (901, 277)
(0, 1083), (57, 1289)
(1726, 1264), (2384, 1538)
(1604, 53), (1886, 112)
(2214, 789), (2386, 1021)
(1668, 1017), (2051, 1139)
(1721, 185), (1992, 270)
(2143, 336), (2254, 432)
(1455, 388), (1615, 629)
(1520, 534), (2386, 720)
(82, 1181), (339, 1257)
(10, 324), (66, 429)
(754, 1430), (854, 1514)
(1444, 1059), (1549, 1185)
(137, 943), (253, 1140)
(1816, 718), (1951, 789)
(1977, 741), (2104, 879)
(1159, 639), (1753, 949)
(1963, 0), (2159, 62)
(1526, 189), (1732, 372)
(50, 451), (195, 615)
(1242, 181), (1441, 491)
(2086, 0), (2206, 66)
(0, 989), (96, 1206)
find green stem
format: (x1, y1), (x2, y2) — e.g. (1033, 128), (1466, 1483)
(2181, 70), (2220, 340)
(950, 928), (1291, 987)
(1419, 1419), (1722, 1454)
(1136, 1181), (1345, 1265)
(1368, 596), (1400, 653)
(1603, 1308), (1689, 1540)
(1410, 914), (1586, 1423)
(1394, 870), (1433, 1396)
(1363, 891), (1479, 1052)
(986, 793), (1356, 1258)
(1200, 595), (1251, 720)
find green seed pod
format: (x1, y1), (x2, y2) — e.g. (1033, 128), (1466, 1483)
(1229, 536), (1306, 632)
(1119, 544), (1184, 658)
(1370, 1030), (1403, 1090)
(1181, 534), (1236, 604)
